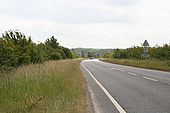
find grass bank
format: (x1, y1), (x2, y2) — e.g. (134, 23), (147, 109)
(100, 58), (170, 72)
(0, 60), (86, 113)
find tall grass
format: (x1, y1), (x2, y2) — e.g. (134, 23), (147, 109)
(101, 58), (170, 72)
(0, 60), (86, 113)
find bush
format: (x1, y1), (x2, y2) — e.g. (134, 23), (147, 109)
(0, 30), (73, 71)
(0, 39), (18, 70)
(111, 44), (170, 60)
(103, 53), (111, 58)
(50, 52), (62, 60)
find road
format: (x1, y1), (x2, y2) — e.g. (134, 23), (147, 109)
(81, 59), (170, 113)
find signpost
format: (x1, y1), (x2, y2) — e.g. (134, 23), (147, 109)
(142, 40), (149, 59)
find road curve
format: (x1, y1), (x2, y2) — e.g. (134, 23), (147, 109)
(81, 59), (170, 113)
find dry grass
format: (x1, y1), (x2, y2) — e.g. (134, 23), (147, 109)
(0, 60), (86, 113)
(100, 58), (170, 72)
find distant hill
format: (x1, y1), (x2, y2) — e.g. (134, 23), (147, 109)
(71, 48), (115, 58)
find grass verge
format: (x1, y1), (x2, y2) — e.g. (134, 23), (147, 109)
(100, 58), (170, 72)
(0, 60), (86, 113)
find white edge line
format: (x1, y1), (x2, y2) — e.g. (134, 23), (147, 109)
(82, 63), (126, 113)
(143, 76), (158, 82)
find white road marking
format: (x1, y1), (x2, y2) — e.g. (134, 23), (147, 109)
(143, 76), (158, 82)
(162, 82), (167, 84)
(109, 68), (125, 73)
(117, 69), (125, 72)
(128, 72), (137, 76)
(82, 64), (126, 113)
(109, 67), (117, 70)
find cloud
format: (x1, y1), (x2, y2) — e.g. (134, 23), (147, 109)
(0, 0), (170, 48)
(0, 0), (136, 24)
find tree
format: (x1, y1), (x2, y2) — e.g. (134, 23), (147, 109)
(60, 46), (72, 59)
(45, 36), (59, 49)
(0, 30), (44, 70)
(0, 30), (76, 72)
(71, 49), (78, 58)
(103, 53), (111, 58)
(50, 52), (62, 60)
(1, 30), (35, 66)
(87, 51), (95, 58)
(0, 38), (17, 70)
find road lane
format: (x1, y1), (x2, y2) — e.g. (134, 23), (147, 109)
(81, 59), (170, 113)
(82, 63), (126, 113)
(96, 60), (170, 84)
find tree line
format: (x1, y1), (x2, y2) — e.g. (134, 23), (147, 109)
(0, 30), (74, 71)
(73, 48), (115, 58)
(103, 44), (170, 60)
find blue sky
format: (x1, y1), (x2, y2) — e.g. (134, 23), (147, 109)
(0, 0), (170, 48)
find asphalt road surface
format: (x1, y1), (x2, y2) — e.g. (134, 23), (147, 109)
(81, 59), (170, 113)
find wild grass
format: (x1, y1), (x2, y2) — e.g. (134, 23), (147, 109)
(100, 58), (170, 72)
(0, 60), (86, 113)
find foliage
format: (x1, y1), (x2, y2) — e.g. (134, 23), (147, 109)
(112, 49), (128, 59)
(87, 51), (94, 58)
(50, 51), (62, 60)
(0, 39), (17, 71)
(71, 49), (78, 58)
(103, 52), (112, 58)
(45, 36), (59, 49)
(0, 30), (72, 71)
(101, 58), (170, 72)
(73, 48), (115, 58)
(111, 45), (170, 60)
(60, 46), (73, 59)
(150, 44), (170, 60)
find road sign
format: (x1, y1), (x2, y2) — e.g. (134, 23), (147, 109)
(143, 47), (148, 53)
(143, 40), (149, 47)
(142, 40), (149, 58)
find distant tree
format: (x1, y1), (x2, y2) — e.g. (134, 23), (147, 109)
(103, 53), (111, 58)
(112, 49), (128, 59)
(151, 44), (170, 60)
(126, 46), (143, 59)
(71, 49), (78, 58)
(60, 46), (72, 59)
(88, 51), (95, 58)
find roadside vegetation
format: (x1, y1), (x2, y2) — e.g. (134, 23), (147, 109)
(0, 30), (76, 72)
(0, 60), (86, 113)
(101, 58), (170, 72)
(101, 44), (170, 71)
(0, 30), (85, 113)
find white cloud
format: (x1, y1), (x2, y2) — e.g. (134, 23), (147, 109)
(0, 0), (170, 48)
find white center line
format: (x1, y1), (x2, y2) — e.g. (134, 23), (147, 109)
(143, 76), (158, 82)
(109, 67), (117, 70)
(82, 64), (126, 113)
(128, 72), (137, 76)
(109, 68), (125, 73)
(117, 69), (125, 72)
(162, 82), (167, 84)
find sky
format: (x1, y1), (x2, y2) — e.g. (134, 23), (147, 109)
(0, 0), (170, 48)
